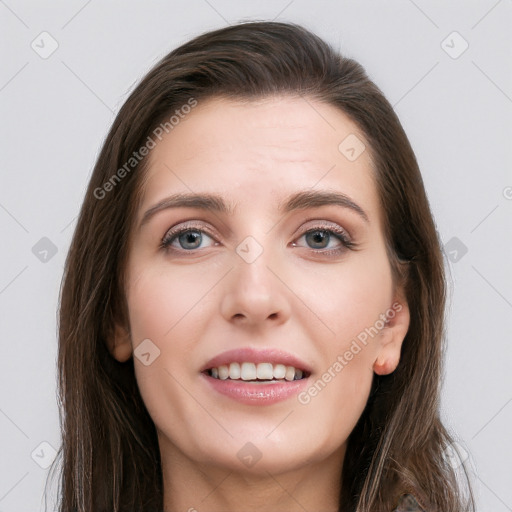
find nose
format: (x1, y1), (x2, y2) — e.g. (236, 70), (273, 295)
(220, 247), (291, 329)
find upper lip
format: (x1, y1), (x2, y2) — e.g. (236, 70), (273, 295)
(201, 347), (312, 374)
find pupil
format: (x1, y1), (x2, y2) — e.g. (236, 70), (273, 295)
(179, 231), (201, 249)
(306, 230), (329, 249)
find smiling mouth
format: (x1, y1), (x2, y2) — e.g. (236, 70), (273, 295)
(204, 362), (310, 382)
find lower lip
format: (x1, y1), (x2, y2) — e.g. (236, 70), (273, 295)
(201, 373), (309, 405)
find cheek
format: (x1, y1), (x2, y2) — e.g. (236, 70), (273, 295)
(293, 247), (392, 427)
(126, 262), (214, 342)
(296, 246), (394, 347)
(125, 263), (220, 436)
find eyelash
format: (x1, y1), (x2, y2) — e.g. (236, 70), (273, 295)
(160, 221), (356, 257)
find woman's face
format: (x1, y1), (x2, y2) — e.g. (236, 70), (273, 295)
(110, 95), (409, 476)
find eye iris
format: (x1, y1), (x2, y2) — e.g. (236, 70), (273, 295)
(179, 231), (202, 249)
(306, 230), (329, 249)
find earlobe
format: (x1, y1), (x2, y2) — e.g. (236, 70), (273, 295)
(107, 322), (133, 362)
(373, 357), (399, 376)
(373, 295), (410, 376)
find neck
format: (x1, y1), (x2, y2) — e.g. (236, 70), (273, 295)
(160, 437), (345, 512)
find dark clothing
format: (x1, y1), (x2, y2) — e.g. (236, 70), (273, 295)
(392, 493), (426, 511)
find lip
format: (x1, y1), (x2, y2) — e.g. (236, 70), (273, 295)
(200, 347), (313, 374)
(200, 347), (312, 406)
(200, 372), (310, 405)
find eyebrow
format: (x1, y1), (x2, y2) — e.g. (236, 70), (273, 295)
(139, 189), (369, 229)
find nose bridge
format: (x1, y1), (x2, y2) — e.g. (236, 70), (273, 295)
(220, 233), (291, 325)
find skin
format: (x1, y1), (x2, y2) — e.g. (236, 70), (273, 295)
(108, 95), (410, 512)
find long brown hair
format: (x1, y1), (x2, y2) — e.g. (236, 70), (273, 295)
(48, 21), (475, 512)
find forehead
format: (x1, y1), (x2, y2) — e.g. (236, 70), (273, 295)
(138, 95), (380, 222)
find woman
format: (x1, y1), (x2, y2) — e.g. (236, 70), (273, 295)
(49, 21), (474, 512)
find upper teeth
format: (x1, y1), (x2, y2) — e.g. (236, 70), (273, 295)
(209, 362), (304, 381)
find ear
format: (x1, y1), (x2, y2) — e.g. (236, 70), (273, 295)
(107, 320), (133, 363)
(373, 291), (410, 376)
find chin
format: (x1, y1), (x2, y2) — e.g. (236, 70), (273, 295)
(194, 434), (323, 476)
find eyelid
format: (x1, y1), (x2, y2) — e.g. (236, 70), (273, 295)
(163, 220), (218, 238)
(295, 218), (353, 241)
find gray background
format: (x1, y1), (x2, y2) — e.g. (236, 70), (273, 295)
(1, 1), (511, 510)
